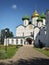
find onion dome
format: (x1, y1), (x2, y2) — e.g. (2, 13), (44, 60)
(37, 16), (43, 22)
(31, 10), (39, 18)
(22, 15), (29, 20)
(40, 12), (46, 19)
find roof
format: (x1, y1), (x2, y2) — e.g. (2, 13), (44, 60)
(31, 10), (39, 18)
(5, 37), (25, 39)
(40, 12), (46, 19)
(37, 17), (43, 22)
(22, 15), (29, 20)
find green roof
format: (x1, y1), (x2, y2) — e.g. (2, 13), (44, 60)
(37, 17), (43, 22)
(22, 16), (29, 20)
(40, 12), (46, 18)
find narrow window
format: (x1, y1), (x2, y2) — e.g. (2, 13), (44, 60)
(31, 32), (33, 37)
(21, 39), (23, 44)
(12, 39), (14, 44)
(16, 39), (18, 45)
(23, 32), (24, 36)
(31, 32), (32, 35)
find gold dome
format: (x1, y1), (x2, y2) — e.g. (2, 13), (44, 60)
(31, 10), (39, 18)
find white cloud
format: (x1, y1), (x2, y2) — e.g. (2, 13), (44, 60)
(12, 4), (17, 9)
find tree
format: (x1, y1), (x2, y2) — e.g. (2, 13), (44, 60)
(0, 28), (14, 44)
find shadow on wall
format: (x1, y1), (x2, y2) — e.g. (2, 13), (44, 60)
(0, 57), (49, 65)
(34, 27), (46, 48)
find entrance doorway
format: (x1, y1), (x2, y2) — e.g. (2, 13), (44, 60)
(26, 38), (32, 45)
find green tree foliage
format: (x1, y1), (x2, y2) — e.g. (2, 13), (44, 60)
(0, 28), (14, 44)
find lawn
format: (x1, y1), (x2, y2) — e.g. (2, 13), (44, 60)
(0, 45), (20, 59)
(34, 47), (49, 57)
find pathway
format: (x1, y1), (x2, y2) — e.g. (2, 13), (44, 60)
(0, 46), (49, 65)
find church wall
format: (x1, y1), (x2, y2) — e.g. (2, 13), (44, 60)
(34, 27), (40, 46)
(25, 25), (34, 36)
(16, 25), (24, 37)
(17, 38), (24, 45)
(34, 27), (47, 47)
(34, 27), (40, 40)
(8, 38), (12, 44)
(13, 39), (16, 45)
(17, 39), (21, 45)
(4, 39), (8, 46)
(4, 38), (25, 46)
(43, 19), (46, 26)
(4, 38), (12, 46)
(46, 21), (49, 46)
(46, 11), (49, 46)
(34, 35), (39, 47)
(39, 28), (46, 46)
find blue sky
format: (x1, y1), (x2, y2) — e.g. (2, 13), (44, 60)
(0, 0), (49, 36)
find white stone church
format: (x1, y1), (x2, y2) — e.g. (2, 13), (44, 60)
(4, 10), (49, 47)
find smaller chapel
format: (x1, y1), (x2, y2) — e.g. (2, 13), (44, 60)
(4, 10), (49, 47)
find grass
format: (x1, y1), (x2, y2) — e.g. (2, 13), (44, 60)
(6, 45), (18, 58)
(34, 47), (49, 57)
(0, 45), (21, 59)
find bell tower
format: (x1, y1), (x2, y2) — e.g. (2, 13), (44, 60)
(31, 10), (39, 26)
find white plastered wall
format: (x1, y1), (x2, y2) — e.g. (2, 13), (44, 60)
(16, 25), (24, 37)
(43, 19), (46, 25)
(34, 27), (40, 46)
(39, 28), (46, 46)
(25, 25), (34, 36)
(32, 17), (38, 26)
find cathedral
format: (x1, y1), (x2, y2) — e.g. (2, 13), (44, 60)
(4, 10), (49, 47)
